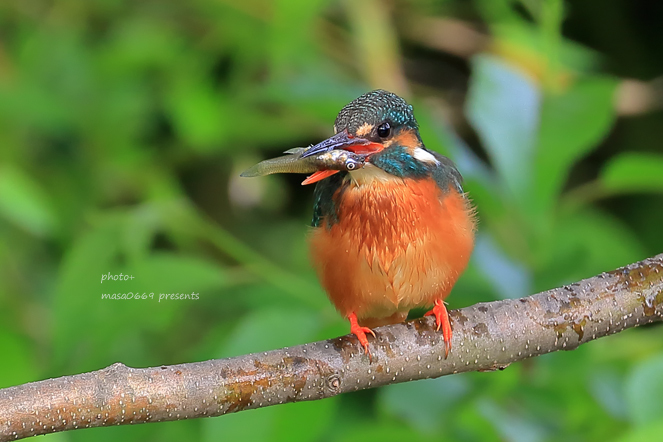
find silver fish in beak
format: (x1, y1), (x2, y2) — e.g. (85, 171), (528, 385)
(240, 147), (367, 185)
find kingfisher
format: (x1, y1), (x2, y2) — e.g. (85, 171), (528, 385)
(248, 90), (476, 358)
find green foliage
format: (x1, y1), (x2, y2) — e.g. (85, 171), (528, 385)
(533, 77), (617, 216)
(0, 165), (57, 236)
(625, 355), (663, 427)
(602, 153), (663, 194)
(1, 0), (661, 441)
(466, 55), (540, 203)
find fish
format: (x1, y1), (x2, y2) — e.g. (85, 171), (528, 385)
(240, 147), (366, 185)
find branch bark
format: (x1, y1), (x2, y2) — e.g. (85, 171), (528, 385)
(2, 254), (663, 441)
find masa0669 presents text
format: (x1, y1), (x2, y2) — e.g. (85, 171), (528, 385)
(101, 292), (200, 302)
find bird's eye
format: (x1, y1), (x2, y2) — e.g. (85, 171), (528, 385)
(377, 122), (391, 138)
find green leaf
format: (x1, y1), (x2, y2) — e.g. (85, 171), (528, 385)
(128, 253), (228, 297)
(473, 233), (532, 300)
(272, 399), (339, 442)
(203, 395), (338, 442)
(165, 72), (229, 151)
(616, 420), (663, 442)
(330, 420), (422, 442)
(53, 219), (123, 368)
(589, 370), (628, 418)
(533, 77), (617, 214)
(466, 55), (540, 202)
(478, 399), (549, 442)
(0, 165), (57, 236)
(490, 21), (602, 73)
(625, 355), (663, 427)
(378, 375), (469, 433)
(218, 308), (320, 358)
(602, 152), (663, 193)
(539, 207), (645, 290)
(54, 218), (230, 369)
(102, 253), (231, 334)
(269, 0), (329, 76)
(0, 328), (36, 389)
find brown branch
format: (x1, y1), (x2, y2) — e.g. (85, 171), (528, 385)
(2, 255), (663, 441)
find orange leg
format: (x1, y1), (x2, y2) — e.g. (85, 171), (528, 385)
(425, 299), (453, 358)
(348, 312), (376, 359)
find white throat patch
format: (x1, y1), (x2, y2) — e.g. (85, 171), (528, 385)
(349, 164), (396, 186)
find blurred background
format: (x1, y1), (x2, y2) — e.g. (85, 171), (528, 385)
(1, 0), (663, 441)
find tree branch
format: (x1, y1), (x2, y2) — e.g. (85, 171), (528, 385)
(2, 254), (662, 441)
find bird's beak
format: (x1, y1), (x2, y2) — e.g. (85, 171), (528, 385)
(300, 130), (382, 158)
(297, 129), (383, 185)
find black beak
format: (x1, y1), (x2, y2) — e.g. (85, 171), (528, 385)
(300, 130), (372, 158)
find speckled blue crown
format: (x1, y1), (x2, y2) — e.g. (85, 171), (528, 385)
(334, 90), (418, 135)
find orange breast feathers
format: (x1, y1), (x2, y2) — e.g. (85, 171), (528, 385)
(309, 177), (476, 326)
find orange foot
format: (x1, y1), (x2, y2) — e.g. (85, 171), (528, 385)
(348, 312), (376, 360)
(425, 299), (453, 358)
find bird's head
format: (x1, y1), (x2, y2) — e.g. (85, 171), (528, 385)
(302, 90), (449, 185)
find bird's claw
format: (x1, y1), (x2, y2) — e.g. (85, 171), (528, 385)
(425, 299), (452, 358)
(348, 313), (376, 361)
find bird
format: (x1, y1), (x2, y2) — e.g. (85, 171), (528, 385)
(300, 90), (476, 359)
